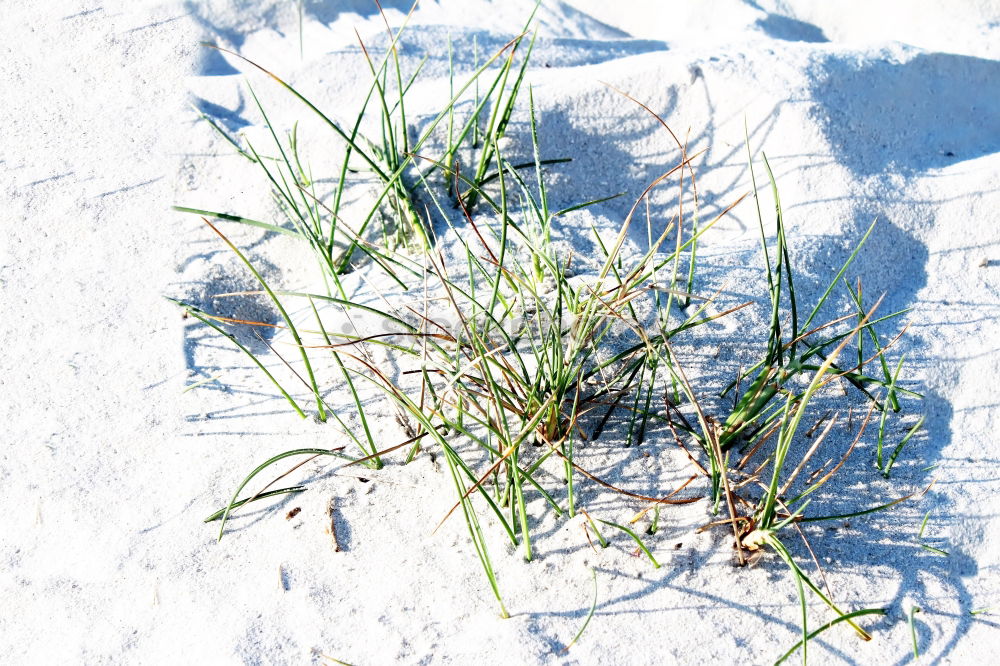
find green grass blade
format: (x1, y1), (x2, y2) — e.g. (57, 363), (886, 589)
(801, 219), (878, 332)
(561, 568), (598, 653)
(798, 491), (919, 523)
(920, 545), (949, 557)
(773, 609), (887, 665)
(597, 519), (660, 568)
(202, 219), (327, 420)
(169, 299), (305, 418)
(203, 486), (305, 522)
(768, 535), (871, 640)
(216, 448), (347, 539)
(883, 414), (925, 478)
(877, 356), (906, 469)
(845, 278), (899, 411)
(173, 206), (297, 237)
(308, 297), (381, 466)
(189, 102), (257, 162)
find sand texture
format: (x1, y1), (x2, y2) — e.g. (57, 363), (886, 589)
(3, 1), (1000, 664)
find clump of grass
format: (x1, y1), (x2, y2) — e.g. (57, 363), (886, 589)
(172, 8), (928, 661)
(277, 105), (727, 612)
(646, 143), (927, 663)
(177, 1), (541, 290)
(178, 72), (717, 619)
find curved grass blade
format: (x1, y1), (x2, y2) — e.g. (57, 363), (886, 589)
(307, 297), (380, 466)
(768, 535), (871, 641)
(799, 481), (931, 523)
(188, 102), (257, 162)
(173, 206), (297, 237)
(883, 414), (925, 478)
(203, 486), (305, 522)
(201, 218), (327, 419)
(801, 218), (878, 333)
(773, 609), (887, 665)
(169, 298), (305, 418)
(217, 448), (349, 540)
(876, 356), (906, 469)
(597, 519), (660, 568)
(560, 568), (598, 653)
(845, 278), (899, 411)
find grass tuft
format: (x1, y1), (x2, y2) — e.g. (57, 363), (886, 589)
(172, 9), (927, 661)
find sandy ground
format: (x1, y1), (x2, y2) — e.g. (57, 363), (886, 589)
(3, 1), (1000, 664)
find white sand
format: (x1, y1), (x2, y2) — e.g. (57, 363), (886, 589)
(4, 1), (1000, 663)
